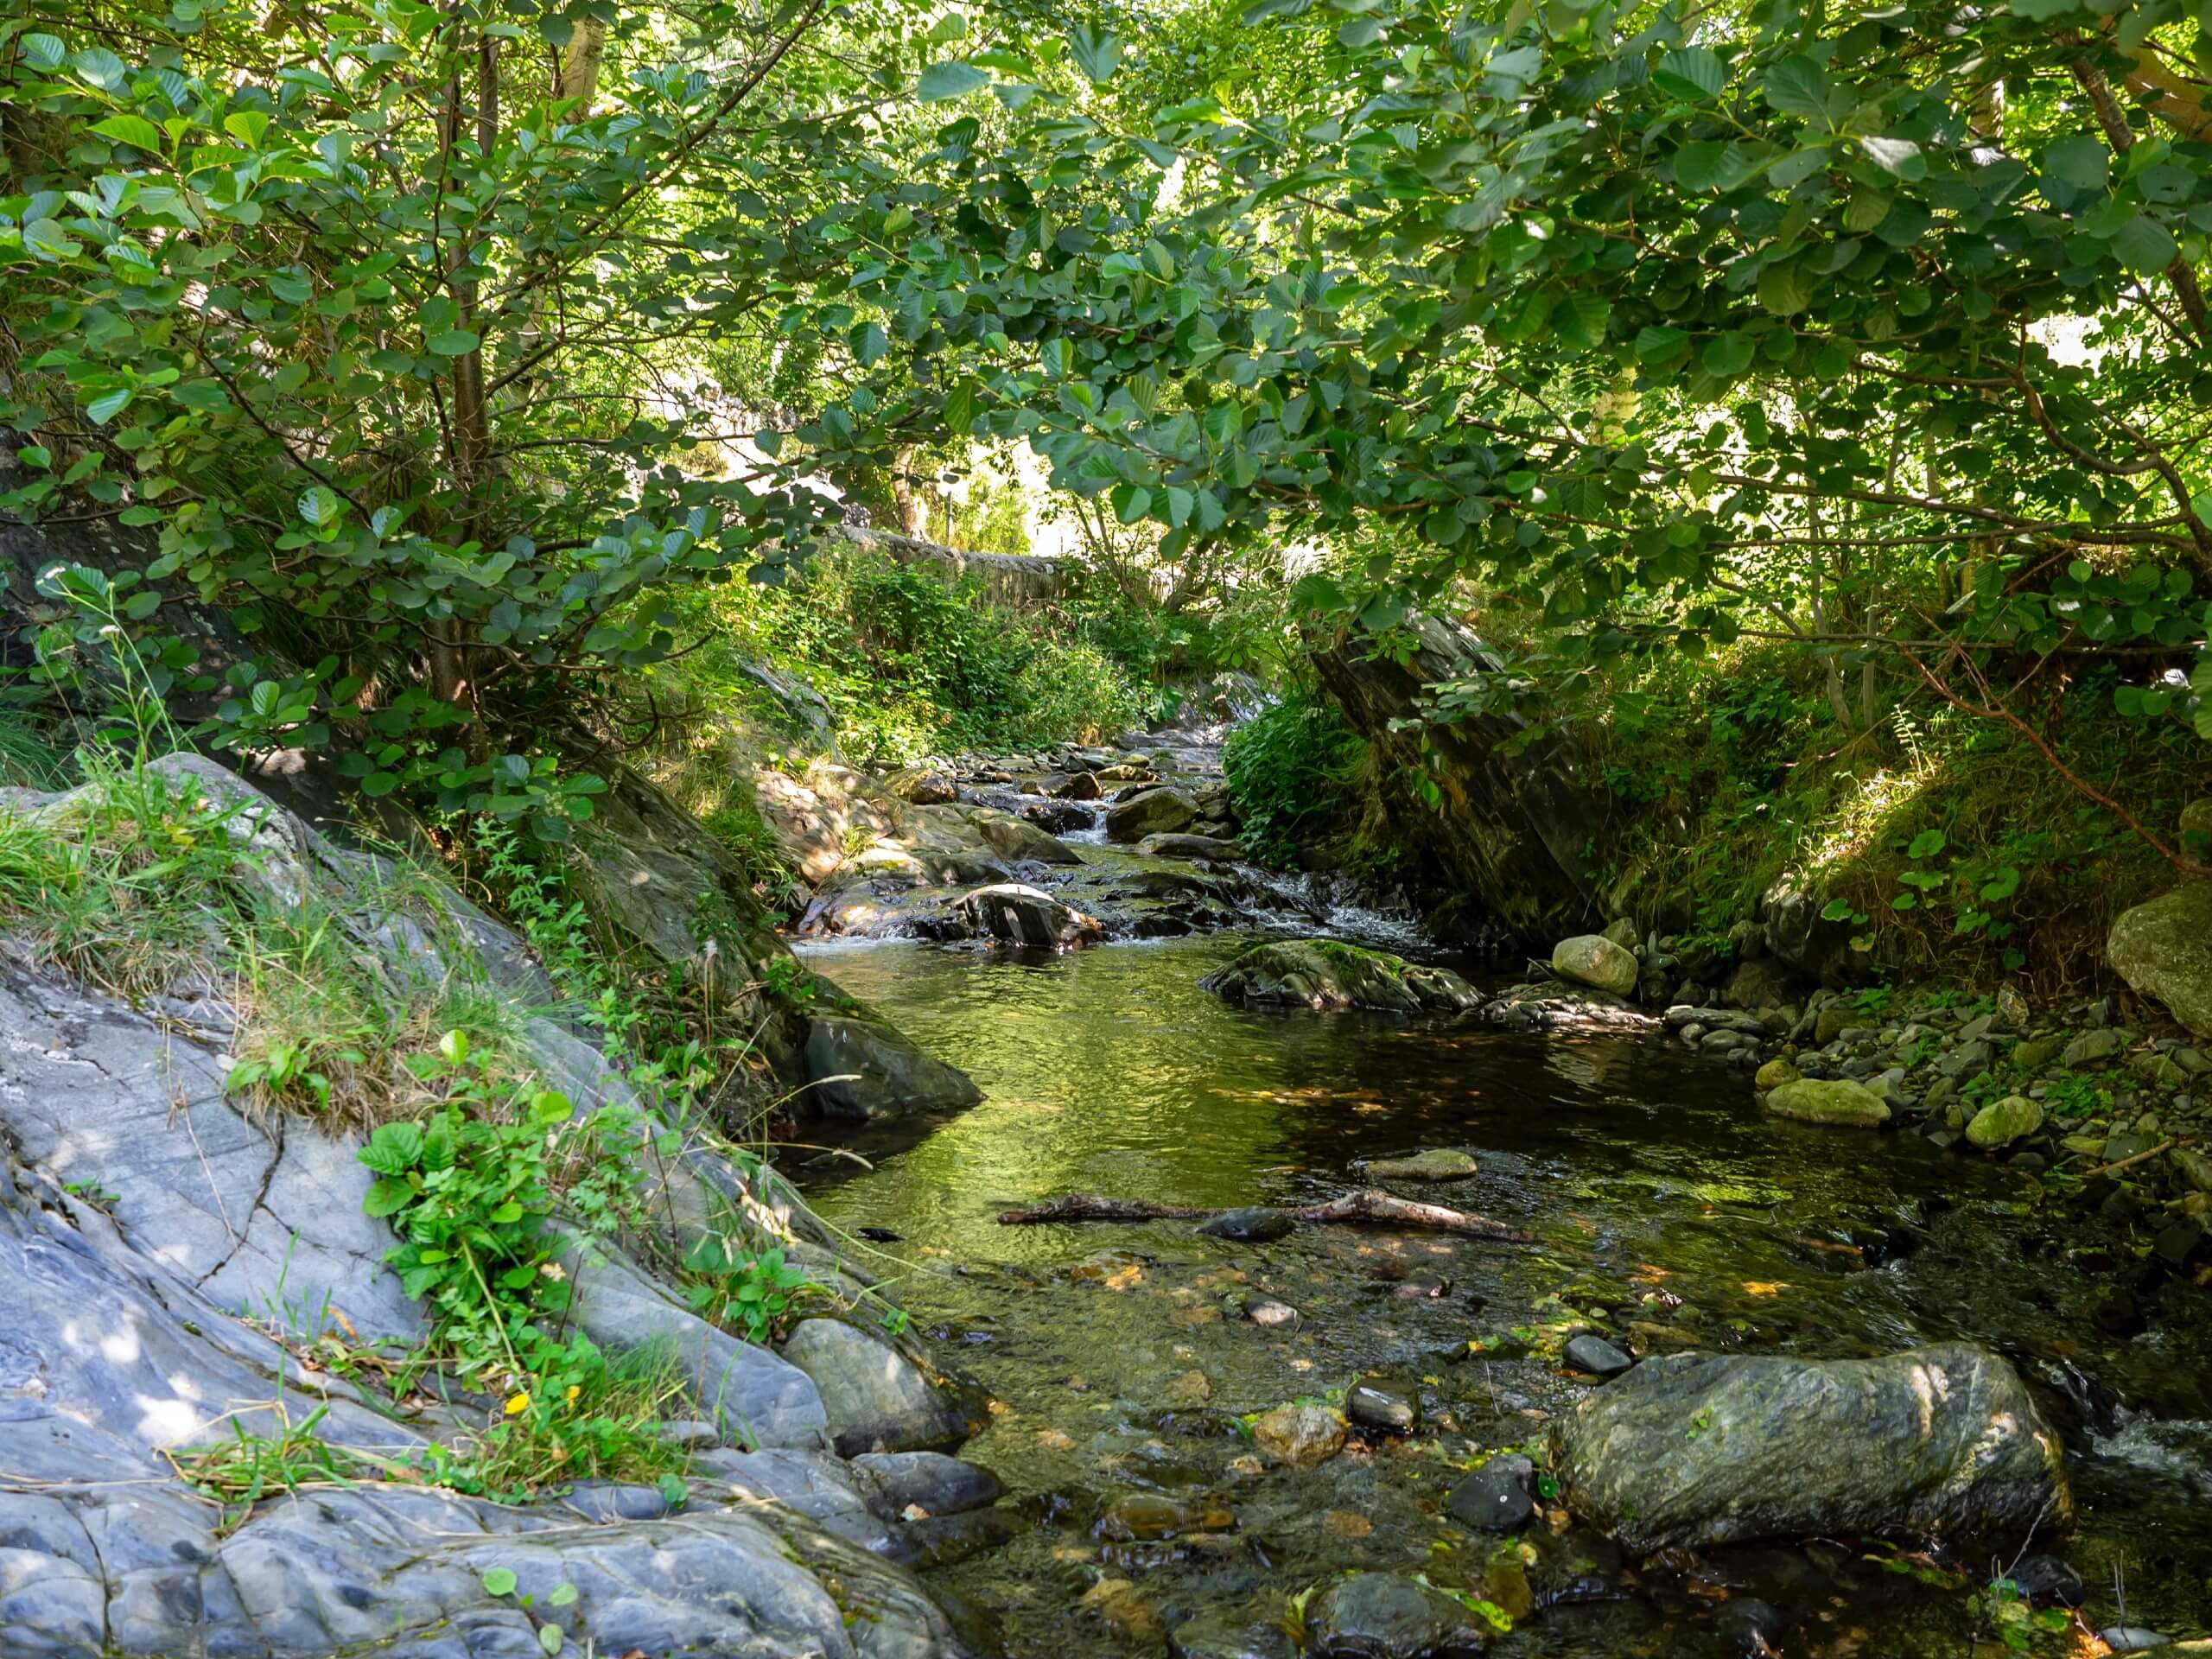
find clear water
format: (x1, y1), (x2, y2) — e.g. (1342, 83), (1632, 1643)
(793, 933), (2212, 1658)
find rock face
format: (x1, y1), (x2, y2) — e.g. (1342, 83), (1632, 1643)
(803, 1010), (985, 1120)
(1550, 934), (1639, 996)
(1763, 1077), (1891, 1128)
(2108, 883), (2212, 1037)
(780, 1319), (980, 1458)
(1202, 941), (1483, 1014)
(1313, 612), (1605, 945)
(1106, 785), (1200, 842)
(1555, 1344), (2070, 1551)
(950, 883), (1104, 949)
(0, 766), (986, 1657)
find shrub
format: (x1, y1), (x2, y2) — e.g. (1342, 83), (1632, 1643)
(1224, 690), (1367, 866)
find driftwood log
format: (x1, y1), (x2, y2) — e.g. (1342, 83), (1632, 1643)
(996, 1186), (1534, 1243)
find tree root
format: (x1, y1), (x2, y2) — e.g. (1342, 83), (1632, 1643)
(996, 1186), (1535, 1243)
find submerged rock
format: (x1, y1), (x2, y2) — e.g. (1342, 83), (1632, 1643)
(950, 882), (1104, 950)
(1303, 1573), (1494, 1659)
(1555, 1344), (2069, 1550)
(1096, 1491), (1236, 1541)
(1551, 934), (1639, 996)
(1203, 941), (1483, 1014)
(852, 1451), (1006, 1520)
(1251, 1404), (1346, 1469)
(1446, 1454), (1535, 1531)
(1346, 1382), (1420, 1433)
(1198, 1206), (1297, 1243)
(1763, 1077), (1891, 1128)
(1171, 1603), (1300, 1659)
(2108, 883), (2212, 1036)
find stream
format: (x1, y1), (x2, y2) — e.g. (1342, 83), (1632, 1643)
(792, 931), (2212, 1657)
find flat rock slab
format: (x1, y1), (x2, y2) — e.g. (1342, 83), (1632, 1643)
(1203, 941), (1482, 1014)
(1363, 1149), (1480, 1183)
(1555, 1344), (2070, 1551)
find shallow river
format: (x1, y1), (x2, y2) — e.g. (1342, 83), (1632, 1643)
(794, 931), (2212, 1658)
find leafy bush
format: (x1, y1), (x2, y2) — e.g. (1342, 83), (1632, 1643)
(1224, 690), (1367, 866)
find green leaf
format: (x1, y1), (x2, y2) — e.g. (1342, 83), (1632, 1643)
(20, 33), (67, 69)
(86, 388), (134, 425)
(1652, 47), (1725, 102)
(1635, 325), (1688, 362)
(91, 114), (163, 153)
(1761, 57), (1831, 124)
(1068, 25), (1122, 83)
(548, 1584), (578, 1608)
(1756, 257), (1813, 316)
(482, 1568), (518, 1598)
(2111, 213), (2177, 274)
(298, 485), (340, 527)
(1857, 136), (1925, 181)
(849, 321), (887, 366)
(917, 60), (988, 102)
(2043, 134), (2110, 193)
(1906, 829), (1947, 859)
(539, 1624), (563, 1656)
(364, 1179), (415, 1217)
(1674, 140), (1754, 194)
(428, 330), (480, 356)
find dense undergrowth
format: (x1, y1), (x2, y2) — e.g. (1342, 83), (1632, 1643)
(1574, 645), (2206, 995)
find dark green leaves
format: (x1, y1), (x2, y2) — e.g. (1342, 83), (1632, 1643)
(1652, 48), (1725, 102)
(2110, 213), (2177, 274)
(1068, 25), (1122, 83)
(2042, 134), (2109, 193)
(1760, 57), (1831, 124)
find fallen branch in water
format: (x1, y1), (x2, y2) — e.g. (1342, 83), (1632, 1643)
(2081, 1138), (2176, 1180)
(996, 1186), (1535, 1243)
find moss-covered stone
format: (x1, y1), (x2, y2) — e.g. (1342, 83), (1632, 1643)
(1552, 933), (1638, 996)
(2108, 882), (2212, 1037)
(1966, 1095), (2043, 1149)
(1763, 1077), (1890, 1128)
(1200, 940), (1483, 1014)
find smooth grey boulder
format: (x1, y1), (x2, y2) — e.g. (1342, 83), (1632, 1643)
(1446, 1454), (1535, 1531)
(781, 1319), (978, 1458)
(1104, 785), (1199, 842)
(1555, 1344), (2070, 1550)
(968, 807), (1084, 866)
(1202, 940), (1483, 1014)
(2108, 882), (2212, 1037)
(803, 1011), (985, 1120)
(1138, 832), (1243, 861)
(950, 882), (1103, 949)
(852, 1452), (1007, 1519)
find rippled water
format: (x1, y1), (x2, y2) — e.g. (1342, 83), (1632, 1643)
(794, 933), (2212, 1658)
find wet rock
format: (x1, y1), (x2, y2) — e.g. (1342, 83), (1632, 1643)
(1049, 770), (1103, 800)
(1165, 1369), (1216, 1408)
(887, 1504), (1023, 1568)
(1242, 1296), (1300, 1328)
(852, 1451), (1005, 1520)
(1564, 1335), (1634, 1377)
(1346, 1382), (1420, 1433)
(1753, 1058), (1801, 1090)
(1199, 1206), (1297, 1243)
(2109, 883), (2212, 1037)
(1170, 1603), (1299, 1659)
(1551, 934), (1640, 997)
(1096, 1492), (1236, 1541)
(1363, 1149), (1480, 1183)
(950, 883), (1104, 950)
(1966, 1095), (2043, 1150)
(1446, 1454), (1534, 1531)
(1713, 1598), (1789, 1655)
(779, 1319), (975, 1457)
(1140, 832), (1243, 861)
(2012, 1554), (2085, 1606)
(1555, 1344), (2069, 1550)
(804, 1011), (984, 1120)
(1251, 1404), (1347, 1469)
(1763, 1077), (1891, 1128)
(1106, 786), (1200, 842)
(1994, 985), (2031, 1033)
(1303, 1572), (1494, 1659)
(1203, 940), (1483, 1014)
(1722, 957), (1796, 1010)
(1022, 799), (1096, 835)
(2171, 1147), (2212, 1194)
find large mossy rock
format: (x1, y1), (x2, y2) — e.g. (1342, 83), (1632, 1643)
(1302, 1573), (1494, 1659)
(1313, 612), (1605, 945)
(1105, 785), (1199, 842)
(1554, 1344), (2069, 1551)
(2107, 882), (2212, 1037)
(572, 764), (980, 1121)
(1550, 934), (1638, 996)
(1202, 940), (1483, 1014)
(1763, 1077), (1891, 1128)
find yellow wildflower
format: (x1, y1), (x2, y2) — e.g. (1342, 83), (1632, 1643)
(564, 1385), (580, 1408)
(504, 1391), (531, 1416)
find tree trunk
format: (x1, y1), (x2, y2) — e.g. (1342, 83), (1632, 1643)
(996, 1187), (1535, 1243)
